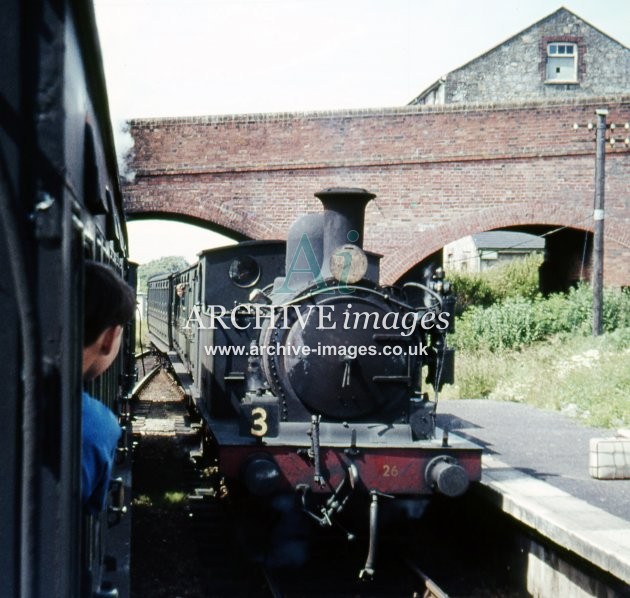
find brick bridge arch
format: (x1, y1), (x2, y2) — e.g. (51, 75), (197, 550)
(387, 201), (629, 283)
(124, 97), (630, 286)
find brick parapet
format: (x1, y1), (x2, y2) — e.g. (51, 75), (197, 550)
(129, 94), (630, 127)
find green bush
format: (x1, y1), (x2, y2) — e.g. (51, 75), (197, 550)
(484, 253), (543, 301)
(452, 284), (630, 352)
(448, 253), (543, 313)
(447, 273), (495, 313)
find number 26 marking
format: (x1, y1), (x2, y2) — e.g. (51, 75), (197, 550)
(250, 407), (268, 437)
(382, 464), (399, 477)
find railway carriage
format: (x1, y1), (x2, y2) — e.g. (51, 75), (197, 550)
(0, 1), (136, 595)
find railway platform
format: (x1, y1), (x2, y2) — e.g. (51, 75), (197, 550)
(438, 399), (630, 589)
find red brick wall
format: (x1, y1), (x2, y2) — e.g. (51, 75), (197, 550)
(124, 96), (630, 285)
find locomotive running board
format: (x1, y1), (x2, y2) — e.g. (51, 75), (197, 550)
(209, 419), (481, 451)
(148, 332), (170, 355)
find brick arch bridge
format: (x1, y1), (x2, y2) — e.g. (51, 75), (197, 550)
(123, 96), (630, 286)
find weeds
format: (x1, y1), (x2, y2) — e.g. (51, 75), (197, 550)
(443, 329), (630, 428)
(452, 284), (630, 352)
(442, 263), (630, 428)
(448, 253), (543, 313)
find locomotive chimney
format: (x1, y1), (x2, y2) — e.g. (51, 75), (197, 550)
(314, 187), (375, 279)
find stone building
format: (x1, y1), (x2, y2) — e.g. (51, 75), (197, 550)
(410, 7), (630, 105)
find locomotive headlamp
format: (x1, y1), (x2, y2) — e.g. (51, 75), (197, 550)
(243, 455), (281, 496)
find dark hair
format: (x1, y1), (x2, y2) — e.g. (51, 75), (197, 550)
(84, 261), (136, 347)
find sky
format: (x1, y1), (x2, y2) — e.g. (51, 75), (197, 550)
(93, 0), (630, 264)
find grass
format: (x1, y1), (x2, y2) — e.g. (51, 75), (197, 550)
(441, 327), (630, 428)
(132, 490), (187, 508)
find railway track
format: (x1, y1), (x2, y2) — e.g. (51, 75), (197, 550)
(255, 550), (447, 597)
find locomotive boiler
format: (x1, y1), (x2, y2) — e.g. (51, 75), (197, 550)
(147, 187), (481, 576)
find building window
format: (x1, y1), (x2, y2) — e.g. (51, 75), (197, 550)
(546, 42), (578, 82)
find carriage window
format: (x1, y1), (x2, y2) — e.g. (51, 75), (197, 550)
(228, 256), (260, 288)
(546, 42), (578, 83)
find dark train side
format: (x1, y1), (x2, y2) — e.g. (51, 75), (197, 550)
(1, 1), (135, 596)
(147, 188), (482, 576)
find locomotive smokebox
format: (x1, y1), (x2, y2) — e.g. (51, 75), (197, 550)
(315, 187), (375, 279)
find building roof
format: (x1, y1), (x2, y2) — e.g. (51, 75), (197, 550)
(471, 231), (545, 251)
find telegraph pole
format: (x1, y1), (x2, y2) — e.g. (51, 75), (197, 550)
(575, 110), (630, 336)
(592, 109), (607, 337)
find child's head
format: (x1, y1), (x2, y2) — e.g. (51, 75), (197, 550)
(82, 261), (135, 380)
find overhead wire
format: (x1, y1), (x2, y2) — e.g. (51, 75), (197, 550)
(442, 213), (595, 271)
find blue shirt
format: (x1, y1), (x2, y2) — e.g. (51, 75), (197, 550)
(82, 392), (122, 514)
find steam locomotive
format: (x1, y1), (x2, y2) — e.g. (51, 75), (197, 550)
(0, 1), (136, 596)
(147, 187), (482, 576)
